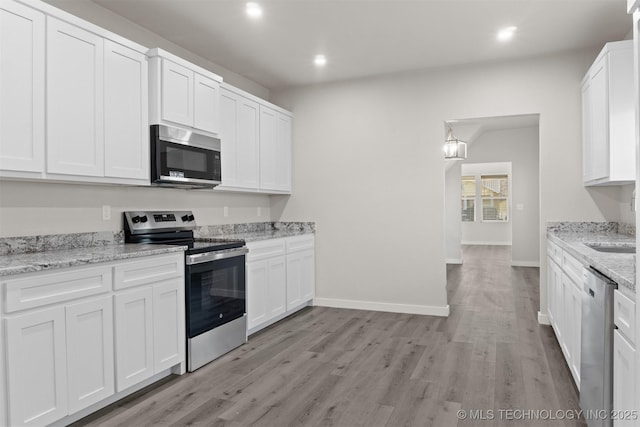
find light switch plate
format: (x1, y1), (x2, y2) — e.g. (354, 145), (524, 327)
(102, 205), (111, 220)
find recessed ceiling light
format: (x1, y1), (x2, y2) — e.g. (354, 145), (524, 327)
(314, 54), (327, 67)
(496, 26), (517, 42)
(245, 2), (262, 19)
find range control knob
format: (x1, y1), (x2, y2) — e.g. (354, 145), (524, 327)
(181, 214), (189, 222)
(188, 214), (195, 221)
(132, 216), (141, 224)
(140, 215), (148, 223)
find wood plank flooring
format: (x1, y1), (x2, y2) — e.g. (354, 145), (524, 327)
(74, 245), (584, 426)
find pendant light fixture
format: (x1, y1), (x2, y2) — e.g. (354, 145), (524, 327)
(443, 127), (467, 159)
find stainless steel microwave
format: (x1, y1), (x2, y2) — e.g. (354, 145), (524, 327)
(150, 124), (221, 189)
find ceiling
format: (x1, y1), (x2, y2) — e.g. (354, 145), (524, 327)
(91, 0), (631, 90)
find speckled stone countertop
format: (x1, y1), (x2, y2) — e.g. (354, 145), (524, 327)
(0, 231), (186, 277)
(195, 221), (315, 242)
(0, 222), (314, 277)
(547, 222), (635, 292)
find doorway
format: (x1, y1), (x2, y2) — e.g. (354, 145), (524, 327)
(444, 114), (540, 267)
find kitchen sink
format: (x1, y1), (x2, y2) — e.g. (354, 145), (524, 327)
(585, 243), (636, 254)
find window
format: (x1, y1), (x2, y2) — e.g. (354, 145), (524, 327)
(461, 175), (475, 222)
(481, 174), (508, 221)
(461, 173), (509, 222)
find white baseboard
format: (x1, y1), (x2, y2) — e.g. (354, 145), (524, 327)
(314, 297), (450, 317)
(461, 241), (512, 246)
(511, 260), (540, 267)
(446, 258), (463, 264)
(537, 311), (550, 325)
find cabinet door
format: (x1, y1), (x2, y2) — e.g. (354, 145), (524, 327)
(259, 105), (278, 190)
(275, 112), (292, 192)
(588, 56), (610, 182)
(247, 256), (286, 330)
(219, 88), (259, 189)
(104, 40), (148, 180)
(286, 249), (314, 310)
(547, 257), (556, 327)
(570, 281), (582, 389)
(114, 287), (154, 391)
(267, 256), (287, 318)
(46, 17), (104, 176)
(0, 0), (45, 173)
(153, 279), (185, 373)
(613, 330), (636, 427)
(161, 59), (193, 127)
(194, 73), (220, 135)
(247, 259), (269, 330)
(552, 262), (564, 343)
(582, 79), (593, 182)
(6, 306), (68, 426)
(66, 296), (115, 414)
(561, 275), (573, 362)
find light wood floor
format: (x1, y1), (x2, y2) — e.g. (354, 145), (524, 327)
(75, 245), (584, 427)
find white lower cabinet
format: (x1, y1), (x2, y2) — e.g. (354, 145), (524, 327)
(246, 239), (287, 331)
(0, 252), (185, 426)
(114, 287), (154, 391)
(5, 306), (68, 426)
(247, 235), (315, 334)
(546, 240), (582, 389)
(613, 289), (636, 426)
(66, 296), (115, 414)
(286, 235), (315, 310)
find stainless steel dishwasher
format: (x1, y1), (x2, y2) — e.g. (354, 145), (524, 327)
(580, 266), (617, 427)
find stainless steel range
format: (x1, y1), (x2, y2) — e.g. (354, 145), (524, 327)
(124, 210), (248, 372)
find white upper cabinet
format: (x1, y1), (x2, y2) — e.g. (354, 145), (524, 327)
(194, 72), (220, 135)
(149, 48), (222, 136)
(46, 17), (105, 177)
(0, 0), (149, 185)
(0, 0), (45, 175)
(161, 59), (194, 126)
(219, 86), (260, 190)
(259, 105), (292, 193)
(582, 40), (634, 186)
(104, 40), (148, 180)
(217, 83), (292, 194)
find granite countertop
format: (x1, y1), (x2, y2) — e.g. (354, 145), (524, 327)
(0, 243), (186, 277)
(547, 229), (635, 292)
(194, 221), (315, 243)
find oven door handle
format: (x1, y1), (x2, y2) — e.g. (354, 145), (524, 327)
(186, 247), (249, 265)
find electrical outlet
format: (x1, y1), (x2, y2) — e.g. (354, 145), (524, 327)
(257, 207), (262, 217)
(102, 205), (111, 221)
(516, 204), (524, 211)
(224, 206), (229, 217)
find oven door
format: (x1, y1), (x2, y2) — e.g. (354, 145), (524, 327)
(150, 124), (221, 187)
(185, 248), (247, 338)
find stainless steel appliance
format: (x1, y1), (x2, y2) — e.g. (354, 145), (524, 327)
(124, 210), (247, 372)
(580, 266), (617, 427)
(150, 124), (222, 188)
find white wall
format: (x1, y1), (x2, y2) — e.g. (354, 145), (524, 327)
(447, 127), (540, 266)
(271, 49), (624, 317)
(0, 181), (272, 236)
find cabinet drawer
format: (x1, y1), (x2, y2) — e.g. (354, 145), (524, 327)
(562, 250), (584, 285)
(246, 239), (286, 262)
(114, 253), (184, 290)
(286, 235), (315, 253)
(615, 289), (636, 343)
(548, 241), (563, 265)
(4, 266), (112, 313)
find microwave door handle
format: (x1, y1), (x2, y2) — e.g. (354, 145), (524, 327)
(159, 176), (222, 186)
